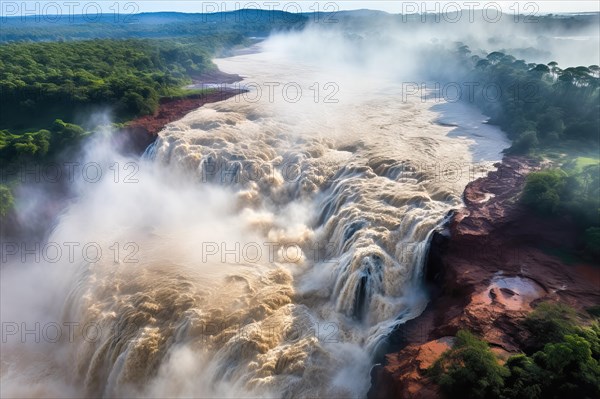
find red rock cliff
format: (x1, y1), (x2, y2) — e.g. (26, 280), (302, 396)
(368, 156), (600, 399)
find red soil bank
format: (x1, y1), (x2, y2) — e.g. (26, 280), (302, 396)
(114, 88), (241, 154)
(369, 156), (600, 398)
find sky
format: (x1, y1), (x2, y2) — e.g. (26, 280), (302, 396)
(1, 1), (599, 16)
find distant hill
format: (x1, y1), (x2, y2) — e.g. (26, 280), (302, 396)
(0, 10), (307, 42)
(1, 10), (598, 43)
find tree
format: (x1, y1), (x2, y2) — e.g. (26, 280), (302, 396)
(429, 330), (508, 399)
(532, 335), (600, 398)
(537, 108), (564, 140)
(487, 51), (505, 64)
(508, 130), (539, 154)
(503, 355), (543, 399)
(521, 170), (566, 214)
(532, 64), (550, 74)
(524, 302), (579, 348)
(476, 59), (491, 69)
(0, 185), (14, 217)
(503, 335), (600, 399)
(584, 227), (600, 258)
(51, 119), (85, 150)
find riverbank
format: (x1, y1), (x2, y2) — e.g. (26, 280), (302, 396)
(114, 66), (244, 154)
(1, 70), (245, 241)
(114, 87), (242, 155)
(368, 155), (600, 398)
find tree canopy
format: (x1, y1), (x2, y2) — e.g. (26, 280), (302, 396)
(0, 36), (247, 130)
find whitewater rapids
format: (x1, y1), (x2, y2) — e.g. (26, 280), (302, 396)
(0, 33), (509, 398)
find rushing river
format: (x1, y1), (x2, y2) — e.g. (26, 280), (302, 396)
(1, 32), (509, 398)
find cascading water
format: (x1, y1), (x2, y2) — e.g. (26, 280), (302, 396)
(0, 28), (510, 398)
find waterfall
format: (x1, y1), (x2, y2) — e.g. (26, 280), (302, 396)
(0, 30), (509, 398)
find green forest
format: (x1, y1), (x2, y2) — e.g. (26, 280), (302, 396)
(0, 11), (307, 42)
(0, 12), (310, 225)
(0, 34), (249, 219)
(0, 34), (251, 163)
(444, 45), (600, 260)
(0, 35), (246, 131)
(457, 46), (599, 155)
(429, 303), (600, 399)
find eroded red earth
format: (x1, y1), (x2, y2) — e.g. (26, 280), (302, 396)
(369, 156), (600, 398)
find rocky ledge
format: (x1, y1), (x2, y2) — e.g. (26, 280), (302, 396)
(113, 88), (241, 155)
(114, 67), (244, 154)
(368, 156), (600, 399)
